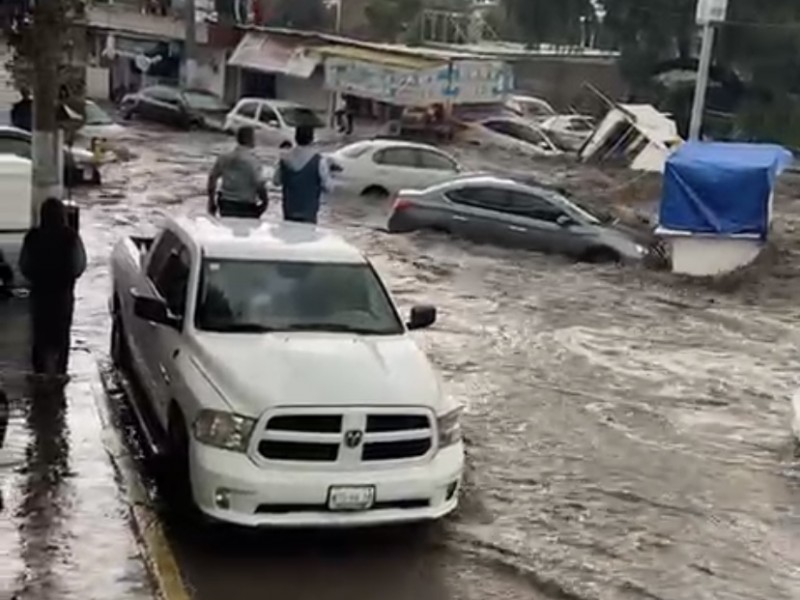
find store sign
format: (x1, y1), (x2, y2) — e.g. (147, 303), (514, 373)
(696, 0), (728, 24)
(324, 58), (513, 106)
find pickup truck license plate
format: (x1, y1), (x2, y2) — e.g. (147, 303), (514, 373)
(328, 486), (375, 511)
(83, 167), (94, 180)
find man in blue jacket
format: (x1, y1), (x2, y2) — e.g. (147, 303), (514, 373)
(272, 126), (332, 224)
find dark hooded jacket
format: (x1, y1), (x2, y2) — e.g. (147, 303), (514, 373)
(19, 199), (86, 293)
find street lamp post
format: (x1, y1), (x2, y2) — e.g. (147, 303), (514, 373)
(689, 0), (728, 141)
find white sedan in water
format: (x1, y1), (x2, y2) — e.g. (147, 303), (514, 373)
(326, 140), (463, 199)
(460, 117), (564, 158)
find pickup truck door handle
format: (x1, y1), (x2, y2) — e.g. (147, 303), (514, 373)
(508, 225), (527, 233)
(452, 215), (469, 222)
(159, 364), (171, 386)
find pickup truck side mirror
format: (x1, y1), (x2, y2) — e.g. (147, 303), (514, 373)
(407, 305), (437, 331)
(132, 291), (182, 330)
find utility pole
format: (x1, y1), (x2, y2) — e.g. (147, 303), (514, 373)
(689, 0), (728, 141)
(184, 0), (198, 87)
(31, 0), (65, 224)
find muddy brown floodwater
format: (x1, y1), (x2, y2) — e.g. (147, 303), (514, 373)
(73, 125), (800, 600)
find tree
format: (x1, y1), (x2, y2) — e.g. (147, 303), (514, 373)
(1, 0), (84, 221)
(504, 0), (596, 46)
(270, 0), (327, 30)
(364, 0), (423, 41)
(600, 0), (800, 144)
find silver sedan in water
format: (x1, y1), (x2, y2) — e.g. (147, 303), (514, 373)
(386, 175), (649, 263)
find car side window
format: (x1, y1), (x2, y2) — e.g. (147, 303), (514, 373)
(259, 105), (278, 125)
(146, 230), (181, 284)
(153, 243), (192, 317)
(417, 149), (457, 171)
(507, 191), (567, 223)
(237, 102), (258, 119)
(447, 186), (510, 211)
(373, 148), (418, 168)
(148, 87), (180, 106)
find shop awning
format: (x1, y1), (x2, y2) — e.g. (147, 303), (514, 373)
(315, 44), (442, 70)
(228, 33), (321, 78)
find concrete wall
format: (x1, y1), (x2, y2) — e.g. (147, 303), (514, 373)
(512, 56), (626, 112)
(275, 69), (329, 113)
(190, 49), (227, 98)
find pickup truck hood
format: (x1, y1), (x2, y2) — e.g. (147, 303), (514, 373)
(191, 333), (447, 416)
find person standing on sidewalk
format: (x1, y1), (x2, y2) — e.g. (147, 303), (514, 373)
(207, 127), (269, 219)
(11, 87), (32, 132)
(272, 125), (332, 225)
(19, 198), (87, 377)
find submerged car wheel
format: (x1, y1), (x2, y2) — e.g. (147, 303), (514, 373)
(583, 247), (621, 264)
(110, 313), (130, 370)
(361, 185), (390, 200)
(166, 406), (194, 509)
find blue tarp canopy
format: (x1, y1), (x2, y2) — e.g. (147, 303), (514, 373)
(659, 142), (794, 238)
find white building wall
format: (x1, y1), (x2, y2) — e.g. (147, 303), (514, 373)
(275, 70), (329, 113)
(189, 49), (227, 98)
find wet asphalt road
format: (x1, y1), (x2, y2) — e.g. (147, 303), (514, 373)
(59, 124), (800, 599)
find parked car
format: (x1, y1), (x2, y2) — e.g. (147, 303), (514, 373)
(326, 140), (463, 199)
(505, 95), (556, 122)
(460, 118), (563, 158)
(0, 126), (101, 185)
(110, 216), (464, 527)
(78, 100), (127, 141)
(120, 86), (230, 131)
(224, 98), (326, 148)
(539, 115), (596, 153)
(387, 175), (649, 263)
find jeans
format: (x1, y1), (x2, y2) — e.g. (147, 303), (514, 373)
(216, 199), (266, 219)
(31, 289), (74, 375)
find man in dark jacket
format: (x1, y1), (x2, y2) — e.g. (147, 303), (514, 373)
(10, 88), (32, 132)
(272, 126), (332, 224)
(19, 198), (87, 376)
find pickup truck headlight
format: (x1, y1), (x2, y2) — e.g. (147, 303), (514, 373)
(437, 408), (462, 448)
(193, 410), (256, 453)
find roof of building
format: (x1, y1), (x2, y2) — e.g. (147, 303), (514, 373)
(171, 216), (367, 264)
(239, 26), (494, 63)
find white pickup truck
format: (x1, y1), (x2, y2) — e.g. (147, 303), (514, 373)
(109, 216), (464, 527)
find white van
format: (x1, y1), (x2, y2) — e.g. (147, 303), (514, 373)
(0, 155), (32, 287)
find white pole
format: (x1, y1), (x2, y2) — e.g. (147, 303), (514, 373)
(688, 22), (715, 141)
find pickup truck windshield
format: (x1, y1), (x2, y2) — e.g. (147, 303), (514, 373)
(195, 259), (405, 335)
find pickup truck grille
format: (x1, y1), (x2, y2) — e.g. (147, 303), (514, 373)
(254, 407), (434, 467)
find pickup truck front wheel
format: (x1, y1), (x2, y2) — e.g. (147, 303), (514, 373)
(110, 313), (130, 370)
(166, 406), (193, 508)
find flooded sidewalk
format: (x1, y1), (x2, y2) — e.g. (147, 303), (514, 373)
(0, 295), (154, 600)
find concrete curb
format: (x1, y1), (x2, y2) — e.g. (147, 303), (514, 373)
(86, 355), (191, 600)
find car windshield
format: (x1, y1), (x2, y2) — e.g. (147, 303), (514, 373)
(84, 101), (113, 125)
(278, 107), (324, 128)
(195, 259), (404, 335)
(184, 91), (227, 112)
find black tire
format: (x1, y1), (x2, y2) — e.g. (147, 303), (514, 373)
(166, 405), (193, 506)
(583, 247), (621, 264)
(110, 312), (130, 370)
(361, 185), (390, 200)
(90, 168), (101, 186)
